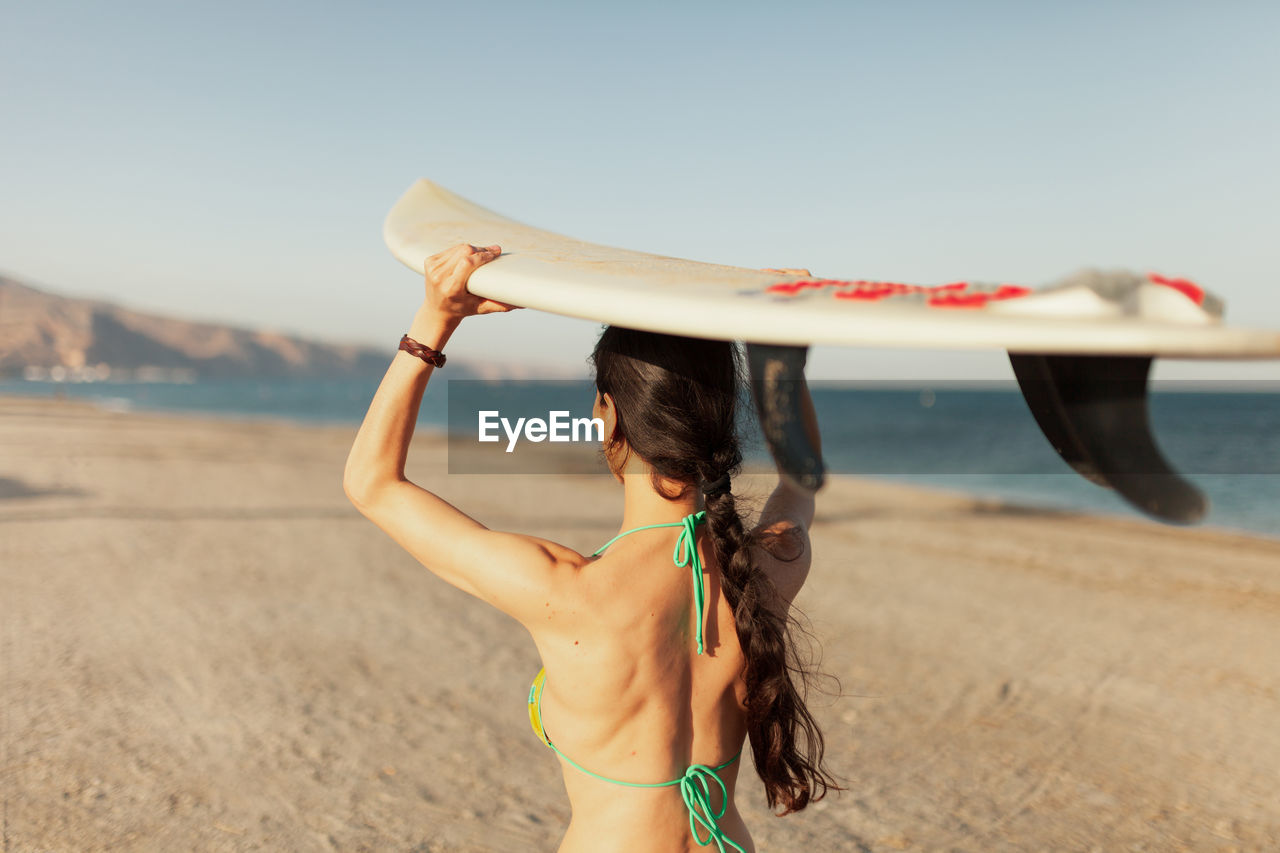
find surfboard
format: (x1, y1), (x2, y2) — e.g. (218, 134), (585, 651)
(385, 179), (1280, 358)
(384, 179), (1280, 525)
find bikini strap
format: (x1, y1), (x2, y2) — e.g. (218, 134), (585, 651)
(681, 763), (748, 853)
(593, 511), (709, 654)
(535, 672), (745, 853)
(671, 512), (709, 655)
(545, 735), (746, 853)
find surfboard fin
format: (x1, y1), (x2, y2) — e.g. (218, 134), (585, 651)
(1009, 353), (1207, 524)
(746, 343), (825, 492)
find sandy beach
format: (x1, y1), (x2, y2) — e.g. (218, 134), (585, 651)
(2, 393), (1278, 852)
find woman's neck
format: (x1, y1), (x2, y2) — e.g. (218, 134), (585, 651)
(617, 471), (699, 532)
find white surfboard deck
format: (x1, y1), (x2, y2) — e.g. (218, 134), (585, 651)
(384, 179), (1280, 359)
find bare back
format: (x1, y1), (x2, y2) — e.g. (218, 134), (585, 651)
(525, 493), (813, 853)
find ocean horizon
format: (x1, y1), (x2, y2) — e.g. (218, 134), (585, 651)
(3, 376), (1276, 541)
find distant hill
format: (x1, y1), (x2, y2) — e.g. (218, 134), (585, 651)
(0, 274), (398, 380)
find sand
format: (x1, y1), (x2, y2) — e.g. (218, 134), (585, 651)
(2, 394), (1278, 852)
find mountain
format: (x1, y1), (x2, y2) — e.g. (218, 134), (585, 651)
(0, 274), (396, 380)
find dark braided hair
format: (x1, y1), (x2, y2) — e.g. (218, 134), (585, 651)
(591, 326), (839, 814)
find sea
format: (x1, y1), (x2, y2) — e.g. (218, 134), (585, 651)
(3, 376), (1277, 540)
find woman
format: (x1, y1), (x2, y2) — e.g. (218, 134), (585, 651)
(344, 243), (838, 852)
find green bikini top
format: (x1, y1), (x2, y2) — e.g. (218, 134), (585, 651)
(527, 510), (747, 853)
(593, 509), (714, 654)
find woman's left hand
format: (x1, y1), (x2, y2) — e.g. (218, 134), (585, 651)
(424, 243), (521, 319)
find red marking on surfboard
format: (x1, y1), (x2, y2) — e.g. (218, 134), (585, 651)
(765, 279), (855, 296)
(1147, 272), (1205, 305)
(769, 278), (1033, 307)
(926, 285), (1032, 308)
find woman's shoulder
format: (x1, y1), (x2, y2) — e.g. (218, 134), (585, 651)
(522, 535), (597, 567)
(750, 516), (812, 606)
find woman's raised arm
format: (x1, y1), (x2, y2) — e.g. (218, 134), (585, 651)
(753, 268), (822, 604)
(343, 244), (578, 623)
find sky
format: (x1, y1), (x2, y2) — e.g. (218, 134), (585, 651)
(2, 0), (1278, 380)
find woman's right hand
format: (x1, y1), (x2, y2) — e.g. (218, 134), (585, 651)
(423, 243), (521, 320)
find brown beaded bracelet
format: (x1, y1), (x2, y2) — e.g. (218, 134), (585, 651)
(398, 334), (447, 368)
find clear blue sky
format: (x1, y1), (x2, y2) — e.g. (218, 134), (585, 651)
(3, 0), (1278, 379)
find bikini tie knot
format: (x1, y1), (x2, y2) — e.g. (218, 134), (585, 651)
(679, 764), (747, 853)
(672, 511), (708, 655)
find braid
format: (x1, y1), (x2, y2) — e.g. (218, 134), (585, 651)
(702, 469), (838, 814)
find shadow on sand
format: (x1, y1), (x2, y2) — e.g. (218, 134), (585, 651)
(0, 475), (91, 501)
